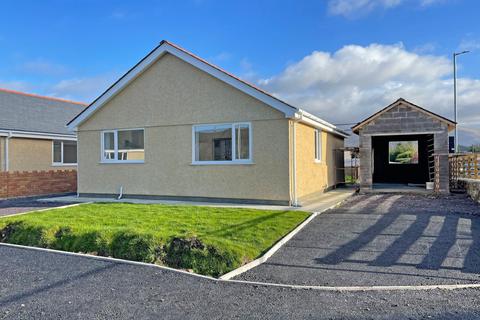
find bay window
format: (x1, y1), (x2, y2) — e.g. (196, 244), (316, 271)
(193, 122), (252, 164)
(101, 129), (144, 163)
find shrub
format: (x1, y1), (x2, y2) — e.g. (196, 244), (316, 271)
(0, 221), (51, 247)
(162, 237), (239, 277)
(53, 226), (109, 256)
(110, 232), (160, 263)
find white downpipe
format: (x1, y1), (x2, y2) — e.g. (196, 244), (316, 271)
(117, 186), (123, 200)
(5, 133), (11, 172)
(292, 121), (299, 207)
(76, 132), (80, 198)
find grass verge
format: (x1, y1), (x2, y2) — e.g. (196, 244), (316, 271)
(0, 203), (309, 277)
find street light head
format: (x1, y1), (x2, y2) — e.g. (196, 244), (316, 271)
(454, 50), (470, 56)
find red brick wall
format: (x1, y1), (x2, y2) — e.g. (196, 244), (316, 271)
(0, 170), (77, 199)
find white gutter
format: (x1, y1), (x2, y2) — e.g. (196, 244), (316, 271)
(295, 109), (349, 138)
(0, 130), (77, 141)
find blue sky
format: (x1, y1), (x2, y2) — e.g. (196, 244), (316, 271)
(0, 0), (479, 144)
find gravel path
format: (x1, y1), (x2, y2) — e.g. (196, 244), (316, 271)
(0, 196), (76, 217)
(236, 193), (480, 286)
(1, 244), (480, 319)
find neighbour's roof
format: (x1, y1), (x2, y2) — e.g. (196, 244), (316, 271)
(0, 88), (87, 136)
(67, 40), (348, 138)
(351, 98), (456, 134)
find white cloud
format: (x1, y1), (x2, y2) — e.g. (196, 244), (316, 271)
(259, 43), (480, 145)
(20, 59), (69, 76)
(239, 57), (257, 81)
(0, 80), (35, 92)
(111, 10), (128, 19)
(0, 72), (118, 104)
(328, 0), (403, 17)
(458, 39), (480, 52)
(328, 0), (447, 17)
(47, 73), (119, 102)
(419, 0), (445, 6)
(210, 51), (232, 64)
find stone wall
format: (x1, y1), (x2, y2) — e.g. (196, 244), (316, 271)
(0, 170), (77, 199)
(459, 179), (480, 203)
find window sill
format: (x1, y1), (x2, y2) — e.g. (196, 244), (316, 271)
(191, 161), (254, 166)
(52, 163), (78, 167)
(314, 160), (323, 164)
(99, 160), (145, 164)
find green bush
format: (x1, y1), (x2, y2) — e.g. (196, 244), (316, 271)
(53, 226), (109, 256)
(110, 232), (160, 263)
(0, 221), (51, 247)
(162, 237), (239, 277)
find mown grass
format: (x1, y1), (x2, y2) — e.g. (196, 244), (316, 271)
(0, 203), (309, 276)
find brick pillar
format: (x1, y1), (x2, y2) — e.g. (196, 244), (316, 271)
(434, 128), (449, 193)
(359, 132), (372, 190)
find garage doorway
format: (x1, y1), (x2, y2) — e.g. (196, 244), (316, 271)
(372, 134), (434, 185)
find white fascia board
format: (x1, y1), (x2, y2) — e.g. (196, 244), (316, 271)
(67, 42), (298, 130)
(295, 110), (349, 138)
(0, 130), (77, 141)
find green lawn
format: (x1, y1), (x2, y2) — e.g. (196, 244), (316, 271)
(0, 203), (309, 276)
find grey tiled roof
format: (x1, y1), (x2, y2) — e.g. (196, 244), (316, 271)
(0, 89), (87, 136)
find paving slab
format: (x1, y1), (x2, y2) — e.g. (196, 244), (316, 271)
(38, 188), (356, 213)
(236, 193), (480, 286)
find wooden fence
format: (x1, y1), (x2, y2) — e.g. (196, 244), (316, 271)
(449, 153), (480, 190)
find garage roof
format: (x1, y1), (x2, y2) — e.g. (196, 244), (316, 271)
(352, 98), (456, 134)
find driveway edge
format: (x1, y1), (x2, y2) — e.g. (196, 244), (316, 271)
(219, 191), (354, 280)
(0, 202), (90, 219)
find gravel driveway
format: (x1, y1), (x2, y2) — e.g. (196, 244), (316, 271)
(236, 193), (480, 286)
(1, 244), (480, 319)
(0, 196), (76, 217)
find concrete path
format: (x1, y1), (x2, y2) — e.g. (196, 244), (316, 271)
(1, 244), (480, 319)
(236, 193), (480, 286)
(38, 188), (356, 213)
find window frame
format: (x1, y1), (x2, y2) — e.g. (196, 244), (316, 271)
(314, 129), (322, 163)
(192, 122), (253, 165)
(52, 140), (78, 166)
(100, 128), (145, 164)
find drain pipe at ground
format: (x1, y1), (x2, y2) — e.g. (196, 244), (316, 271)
(117, 186), (123, 200)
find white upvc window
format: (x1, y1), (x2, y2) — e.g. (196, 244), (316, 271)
(192, 122), (252, 165)
(52, 140), (77, 165)
(314, 129), (322, 162)
(101, 129), (145, 163)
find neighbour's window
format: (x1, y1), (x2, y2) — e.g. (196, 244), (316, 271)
(101, 129), (144, 162)
(193, 123), (251, 163)
(53, 140), (77, 165)
(314, 129), (322, 162)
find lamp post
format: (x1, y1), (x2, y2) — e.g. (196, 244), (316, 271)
(453, 50), (469, 153)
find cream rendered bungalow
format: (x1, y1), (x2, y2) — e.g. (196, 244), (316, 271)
(67, 41), (348, 206)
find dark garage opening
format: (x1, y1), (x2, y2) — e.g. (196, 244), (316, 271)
(372, 134), (434, 185)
